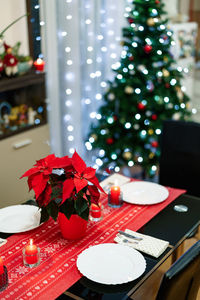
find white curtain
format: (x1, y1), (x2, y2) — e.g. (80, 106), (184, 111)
(42, 0), (127, 161)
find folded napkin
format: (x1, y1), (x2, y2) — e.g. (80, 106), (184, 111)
(114, 229), (169, 258)
(0, 238), (7, 247)
(100, 173), (130, 192)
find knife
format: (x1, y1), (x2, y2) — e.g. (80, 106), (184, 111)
(118, 230), (143, 241)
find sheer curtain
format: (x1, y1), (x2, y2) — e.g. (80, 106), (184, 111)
(41, 0), (126, 162)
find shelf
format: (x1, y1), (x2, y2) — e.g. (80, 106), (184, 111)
(0, 72), (45, 93)
(0, 121), (47, 141)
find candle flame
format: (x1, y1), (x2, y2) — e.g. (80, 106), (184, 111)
(30, 239), (33, 246)
(114, 180), (118, 186)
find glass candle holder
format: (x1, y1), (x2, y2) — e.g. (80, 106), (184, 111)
(89, 203), (104, 222)
(23, 247), (40, 268)
(0, 266), (8, 292)
(108, 189), (123, 208)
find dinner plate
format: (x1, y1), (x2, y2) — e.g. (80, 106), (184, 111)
(77, 243), (146, 285)
(0, 205), (41, 233)
(121, 181), (169, 205)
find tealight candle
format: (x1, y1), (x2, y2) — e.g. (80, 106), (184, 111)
(23, 239), (40, 267)
(110, 185), (121, 205)
(0, 256), (8, 291)
(33, 58), (45, 72)
(108, 184), (123, 208)
(89, 203), (103, 221)
(0, 257), (4, 275)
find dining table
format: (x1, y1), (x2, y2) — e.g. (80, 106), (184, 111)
(0, 176), (200, 300)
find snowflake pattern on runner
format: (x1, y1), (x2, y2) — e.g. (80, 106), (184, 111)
(15, 265), (29, 275)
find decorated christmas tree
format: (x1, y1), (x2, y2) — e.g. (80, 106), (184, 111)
(87, 0), (191, 177)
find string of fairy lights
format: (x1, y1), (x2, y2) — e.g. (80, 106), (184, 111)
(39, 0), (197, 167)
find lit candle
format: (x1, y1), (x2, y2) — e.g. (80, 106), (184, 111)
(90, 203), (102, 219)
(0, 257), (4, 275)
(110, 185), (121, 205)
(25, 239), (38, 265)
(33, 58), (45, 72)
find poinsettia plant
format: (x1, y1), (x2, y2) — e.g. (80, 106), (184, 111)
(21, 151), (106, 222)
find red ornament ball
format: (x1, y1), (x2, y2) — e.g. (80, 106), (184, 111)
(151, 141), (159, 148)
(151, 114), (157, 120)
(155, 0), (160, 3)
(128, 56), (134, 61)
(138, 103), (146, 110)
(106, 137), (114, 145)
(144, 45), (152, 54)
(165, 83), (170, 88)
(128, 18), (134, 24)
(113, 115), (118, 121)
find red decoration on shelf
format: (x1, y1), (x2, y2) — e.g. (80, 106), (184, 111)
(155, 0), (160, 4)
(33, 58), (45, 72)
(165, 83), (170, 88)
(144, 45), (152, 54)
(151, 141), (159, 148)
(106, 137), (114, 145)
(0, 59), (3, 73)
(151, 114), (157, 120)
(138, 103), (146, 110)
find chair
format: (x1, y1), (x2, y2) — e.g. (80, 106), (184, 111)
(159, 120), (200, 197)
(155, 240), (200, 300)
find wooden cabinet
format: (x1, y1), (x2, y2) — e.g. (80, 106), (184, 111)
(0, 71), (50, 208)
(0, 124), (50, 208)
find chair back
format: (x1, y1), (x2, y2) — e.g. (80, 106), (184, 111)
(156, 240), (200, 300)
(159, 120), (200, 196)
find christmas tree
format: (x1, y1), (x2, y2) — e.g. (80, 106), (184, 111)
(87, 0), (191, 177)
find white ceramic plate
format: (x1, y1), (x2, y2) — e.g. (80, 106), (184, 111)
(121, 181), (169, 205)
(77, 243), (146, 285)
(0, 205), (41, 233)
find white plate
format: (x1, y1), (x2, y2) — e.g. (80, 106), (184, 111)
(0, 205), (41, 233)
(77, 243), (146, 285)
(121, 181), (169, 205)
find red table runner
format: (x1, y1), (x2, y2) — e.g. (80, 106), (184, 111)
(0, 186), (185, 300)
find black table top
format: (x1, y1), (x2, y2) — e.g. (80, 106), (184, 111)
(57, 193), (200, 300)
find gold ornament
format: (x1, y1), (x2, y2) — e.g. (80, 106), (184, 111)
(148, 129), (154, 135)
(125, 86), (134, 94)
(163, 56), (168, 62)
(91, 134), (97, 141)
(149, 152), (155, 159)
(186, 102), (190, 109)
(120, 41), (125, 46)
(147, 18), (155, 26)
(162, 69), (170, 77)
(123, 151), (132, 160)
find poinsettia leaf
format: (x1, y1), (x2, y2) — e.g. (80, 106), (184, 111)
(88, 185), (100, 205)
(74, 178), (88, 194)
(79, 206), (90, 221)
(20, 167), (39, 179)
(37, 184), (52, 207)
(31, 173), (49, 199)
(40, 206), (50, 223)
(46, 201), (59, 221)
(74, 197), (88, 215)
(48, 156), (72, 169)
(88, 176), (106, 194)
(83, 167), (96, 179)
(60, 198), (75, 220)
(44, 154), (57, 164)
(71, 151), (86, 174)
(62, 178), (75, 203)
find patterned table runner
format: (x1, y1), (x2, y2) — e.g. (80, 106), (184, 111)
(0, 186), (185, 300)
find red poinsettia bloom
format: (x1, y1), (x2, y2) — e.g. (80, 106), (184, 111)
(20, 154), (56, 200)
(62, 151), (105, 203)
